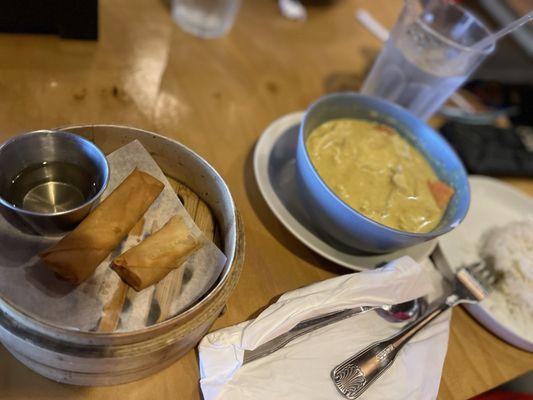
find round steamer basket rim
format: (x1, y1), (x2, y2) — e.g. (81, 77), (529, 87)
(0, 125), (244, 343)
(0, 214), (244, 346)
(0, 216), (244, 353)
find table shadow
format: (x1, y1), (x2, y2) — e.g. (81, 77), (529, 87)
(243, 143), (347, 277)
(322, 46), (379, 94)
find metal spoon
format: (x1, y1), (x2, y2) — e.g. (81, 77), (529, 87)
(376, 298), (425, 323)
(242, 299), (422, 365)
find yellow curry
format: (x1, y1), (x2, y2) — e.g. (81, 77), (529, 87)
(306, 118), (454, 233)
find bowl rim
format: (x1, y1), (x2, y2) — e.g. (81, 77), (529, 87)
(298, 91), (471, 239)
(0, 130), (110, 217)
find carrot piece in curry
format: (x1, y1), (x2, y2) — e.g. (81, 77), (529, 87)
(375, 124), (395, 135)
(428, 180), (455, 209)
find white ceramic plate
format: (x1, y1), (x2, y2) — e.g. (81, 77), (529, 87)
(439, 175), (533, 352)
(253, 112), (437, 271)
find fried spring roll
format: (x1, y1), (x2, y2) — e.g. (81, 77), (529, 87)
(40, 169), (164, 284)
(111, 215), (202, 291)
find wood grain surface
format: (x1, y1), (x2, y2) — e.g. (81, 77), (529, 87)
(0, 0), (531, 399)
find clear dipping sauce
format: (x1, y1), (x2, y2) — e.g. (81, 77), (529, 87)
(306, 118), (452, 233)
(5, 161), (97, 213)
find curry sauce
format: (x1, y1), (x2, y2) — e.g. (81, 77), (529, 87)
(306, 118), (453, 233)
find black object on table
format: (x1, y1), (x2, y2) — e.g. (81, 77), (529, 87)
(0, 0), (98, 40)
(441, 122), (533, 177)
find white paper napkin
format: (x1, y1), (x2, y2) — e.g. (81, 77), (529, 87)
(198, 256), (451, 400)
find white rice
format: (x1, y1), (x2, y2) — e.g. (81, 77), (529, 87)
(480, 220), (533, 340)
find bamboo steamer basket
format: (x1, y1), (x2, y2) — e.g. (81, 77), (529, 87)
(0, 125), (244, 386)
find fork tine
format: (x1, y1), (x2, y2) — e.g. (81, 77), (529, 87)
(476, 267), (492, 281)
(473, 261), (499, 281)
(464, 261), (500, 294)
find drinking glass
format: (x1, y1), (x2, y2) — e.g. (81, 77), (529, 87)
(361, 0), (495, 121)
(171, 0), (241, 39)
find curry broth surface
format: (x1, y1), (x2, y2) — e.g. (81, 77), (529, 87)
(306, 118), (444, 233)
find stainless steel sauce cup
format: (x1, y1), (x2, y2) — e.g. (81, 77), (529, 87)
(0, 130), (109, 234)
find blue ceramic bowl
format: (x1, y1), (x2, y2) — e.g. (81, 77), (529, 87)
(295, 92), (470, 253)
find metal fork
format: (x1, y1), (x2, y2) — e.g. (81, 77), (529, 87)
(331, 250), (498, 400)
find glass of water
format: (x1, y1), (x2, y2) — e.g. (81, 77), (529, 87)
(171, 0), (242, 39)
(361, 0), (495, 121)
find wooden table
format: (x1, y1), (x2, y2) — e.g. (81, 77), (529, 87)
(0, 1), (531, 399)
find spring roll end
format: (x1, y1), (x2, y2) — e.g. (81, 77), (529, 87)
(111, 260), (143, 291)
(135, 169), (165, 193)
(40, 258), (86, 284)
(39, 249), (109, 284)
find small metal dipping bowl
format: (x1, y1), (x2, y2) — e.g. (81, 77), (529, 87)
(0, 130), (109, 234)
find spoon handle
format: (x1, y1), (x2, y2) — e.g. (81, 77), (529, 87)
(242, 306), (376, 365)
(331, 302), (450, 400)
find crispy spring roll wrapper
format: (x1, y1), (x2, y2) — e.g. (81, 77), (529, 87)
(40, 169), (165, 284)
(111, 215), (203, 291)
